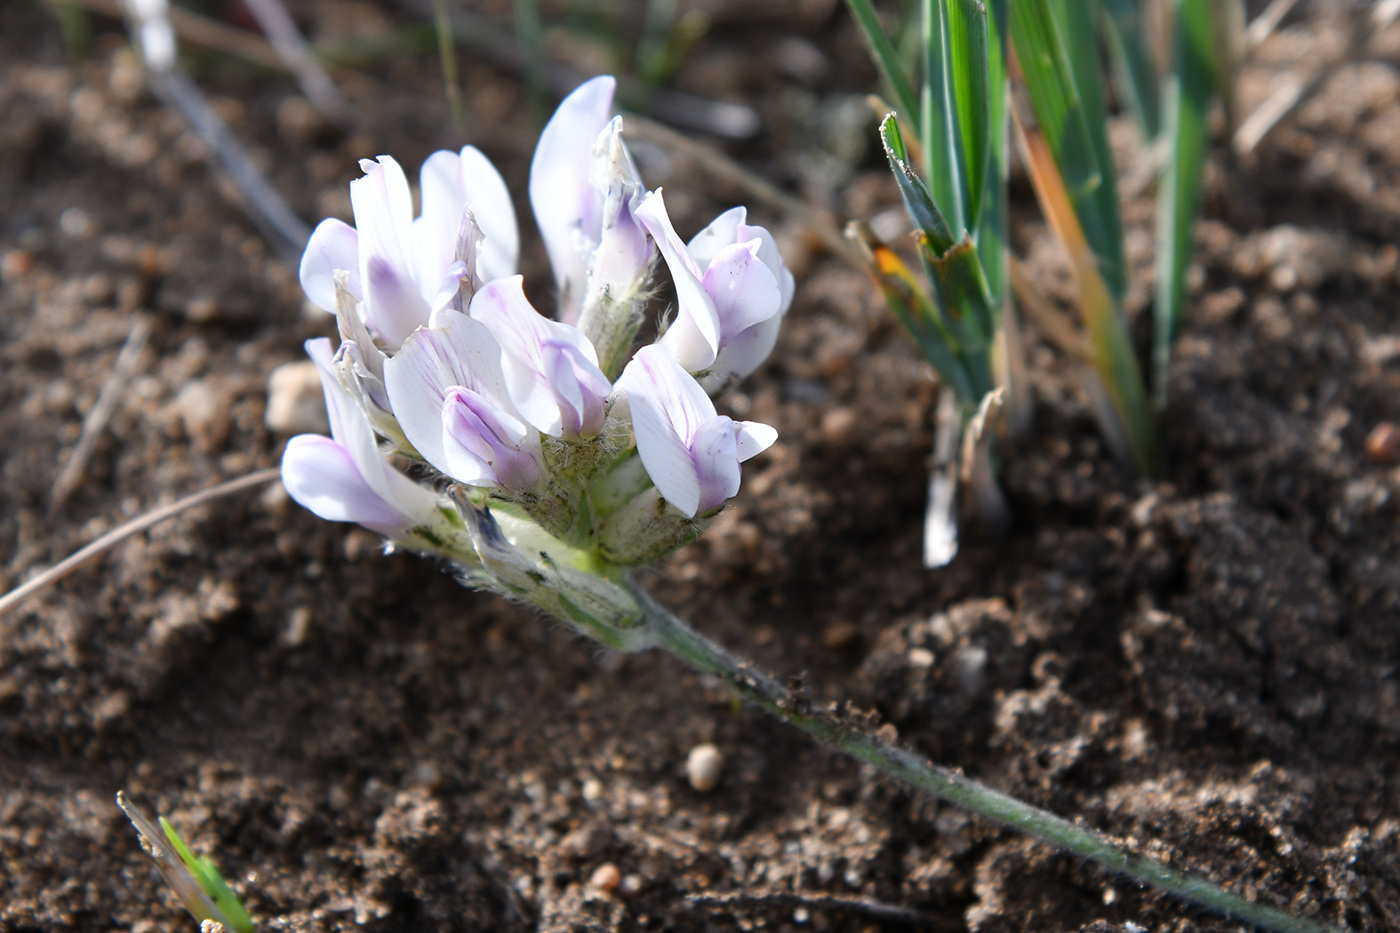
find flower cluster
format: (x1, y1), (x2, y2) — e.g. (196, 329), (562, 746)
(280, 76), (792, 640)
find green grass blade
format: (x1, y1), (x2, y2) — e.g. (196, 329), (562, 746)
(1153, 0), (1215, 407)
(921, 0), (961, 228)
(1050, 0), (1125, 301)
(844, 0), (923, 131)
(881, 114), (958, 252)
(1097, 0), (1162, 136)
(161, 817), (256, 933)
(1008, 1), (1100, 196)
(944, 0), (991, 232)
(974, 0), (1008, 305)
(921, 234), (997, 398)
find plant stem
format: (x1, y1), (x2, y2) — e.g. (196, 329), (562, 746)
(628, 583), (1342, 933)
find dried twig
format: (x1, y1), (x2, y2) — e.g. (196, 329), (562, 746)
(685, 890), (933, 926)
(50, 315), (152, 512)
(240, 0), (352, 124)
(1234, 0), (1400, 156)
(0, 468), (282, 618)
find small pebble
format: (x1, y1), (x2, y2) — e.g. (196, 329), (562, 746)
(588, 863), (621, 892)
(581, 777), (604, 802)
(820, 406), (858, 446)
(1366, 422), (1400, 463)
(685, 743), (723, 792)
(2, 250), (35, 281)
(907, 647), (935, 669)
(265, 361), (329, 434)
(822, 621), (858, 650)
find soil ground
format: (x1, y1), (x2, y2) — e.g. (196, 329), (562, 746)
(2, 1), (1399, 930)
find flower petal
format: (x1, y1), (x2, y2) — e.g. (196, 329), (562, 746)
(686, 206), (745, 270)
(617, 345), (719, 517)
(530, 76), (615, 311)
(690, 416), (742, 515)
(300, 218), (361, 312)
(735, 420), (778, 461)
(701, 240), (781, 346)
(636, 190), (721, 373)
(282, 435), (407, 530)
(351, 156), (430, 346)
(415, 146), (519, 300)
(383, 309), (513, 475)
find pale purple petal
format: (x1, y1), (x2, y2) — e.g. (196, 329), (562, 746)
(735, 420), (778, 461)
(530, 75), (615, 308)
(686, 207), (745, 270)
(282, 435), (408, 531)
(306, 337), (437, 514)
(711, 314), (784, 383)
(737, 219), (796, 313)
(383, 309), (513, 474)
(700, 240), (781, 346)
(457, 146), (519, 282)
(690, 416), (743, 515)
(543, 339), (609, 437)
(415, 147), (519, 299)
(617, 345), (718, 517)
(300, 218), (361, 312)
(586, 117), (652, 296)
(469, 276), (609, 438)
(636, 190), (721, 372)
(441, 386), (543, 491)
(352, 156), (430, 346)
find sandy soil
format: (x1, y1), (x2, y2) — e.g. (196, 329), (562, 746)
(2, 1), (1399, 930)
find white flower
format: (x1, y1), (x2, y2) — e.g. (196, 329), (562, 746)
(281, 337), (442, 537)
(529, 76), (652, 322)
(300, 149), (517, 348)
(616, 344), (777, 518)
(383, 308), (545, 493)
(635, 190), (790, 382)
(469, 276), (611, 440)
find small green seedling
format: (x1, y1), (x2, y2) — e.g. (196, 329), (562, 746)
(117, 792), (255, 933)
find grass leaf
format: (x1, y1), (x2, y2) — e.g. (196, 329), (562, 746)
(1097, 0), (1162, 136)
(1153, 0), (1215, 406)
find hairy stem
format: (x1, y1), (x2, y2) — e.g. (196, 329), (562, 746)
(628, 583), (1341, 933)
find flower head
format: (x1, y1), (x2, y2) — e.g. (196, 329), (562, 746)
(383, 308), (545, 494)
(530, 76), (652, 323)
(281, 337), (442, 538)
(636, 191), (792, 383)
(300, 148), (517, 348)
(617, 344), (777, 518)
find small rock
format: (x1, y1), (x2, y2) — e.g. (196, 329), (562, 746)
(588, 863), (622, 892)
(1366, 422), (1400, 463)
(581, 777), (604, 802)
(822, 621), (859, 650)
(820, 406), (858, 446)
(907, 647), (935, 669)
(185, 297), (219, 323)
(266, 361), (329, 434)
(1, 249), (35, 281)
(175, 380), (230, 450)
(685, 743), (723, 792)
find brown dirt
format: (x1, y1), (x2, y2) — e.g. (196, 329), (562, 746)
(2, 2), (1399, 931)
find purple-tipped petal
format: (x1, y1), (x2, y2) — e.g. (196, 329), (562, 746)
(530, 76), (616, 310)
(281, 435), (407, 531)
(351, 156), (430, 346)
(383, 309), (514, 475)
(469, 276), (610, 439)
(700, 240), (781, 345)
(686, 207), (745, 269)
(690, 416), (742, 515)
(415, 146), (518, 300)
(300, 218), (362, 312)
(543, 338), (610, 437)
(441, 387), (543, 491)
(637, 190), (721, 372)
